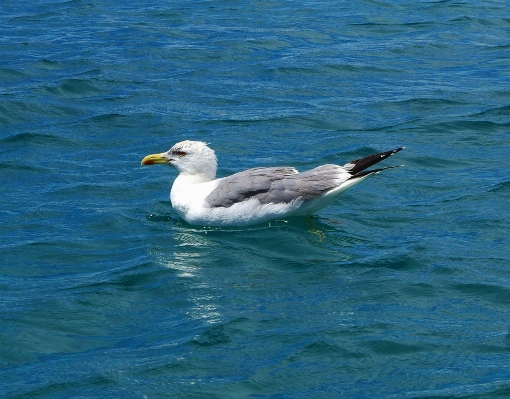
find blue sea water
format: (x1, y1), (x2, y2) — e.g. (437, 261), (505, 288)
(1, 0), (510, 397)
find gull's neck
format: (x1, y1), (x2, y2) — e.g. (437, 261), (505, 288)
(170, 171), (214, 217)
(175, 171), (214, 185)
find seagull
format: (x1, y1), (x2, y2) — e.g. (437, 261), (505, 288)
(141, 141), (404, 226)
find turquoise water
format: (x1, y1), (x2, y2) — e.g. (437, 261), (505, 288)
(1, 0), (510, 397)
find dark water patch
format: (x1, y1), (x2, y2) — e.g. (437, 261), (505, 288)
(362, 339), (427, 356)
(0, 67), (27, 82)
(484, 42), (510, 51)
(0, 100), (82, 125)
(147, 212), (178, 224)
(286, 339), (362, 363)
(43, 78), (104, 98)
(409, 383), (510, 399)
(1, 236), (150, 277)
(49, 182), (138, 202)
(470, 104), (510, 119)
(351, 252), (427, 271)
(97, 264), (171, 293)
(33, 59), (60, 70)
(192, 317), (255, 348)
(10, 9), (63, 23)
(488, 180), (510, 194)
(69, 268), (176, 298)
(134, 353), (193, 377)
(84, 113), (132, 124)
(410, 154), (468, 170)
(268, 65), (324, 77)
(467, 342), (510, 355)
(424, 120), (510, 135)
(2, 308), (112, 355)
(450, 283), (510, 307)
(247, 38), (292, 51)
(0, 162), (47, 173)
(202, 113), (323, 128)
(323, 62), (399, 75)
(402, 282), (438, 299)
(192, 324), (232, 347)
(0, 131), (77, 148)
(395, 97), (467, 109)
(6, 375), (117, 399)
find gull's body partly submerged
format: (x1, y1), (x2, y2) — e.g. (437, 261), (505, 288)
(141, 141), (404, 226)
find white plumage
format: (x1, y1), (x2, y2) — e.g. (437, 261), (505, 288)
(141, 140), (404, 226)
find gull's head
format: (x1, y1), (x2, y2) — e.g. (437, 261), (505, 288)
(141, 140), (217, 181)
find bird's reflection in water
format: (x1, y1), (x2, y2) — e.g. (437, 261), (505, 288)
(153, 229), (223, 324)
(151, 217), (357, 325)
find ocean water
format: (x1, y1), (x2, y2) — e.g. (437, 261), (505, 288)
(1, 0), (510, 397)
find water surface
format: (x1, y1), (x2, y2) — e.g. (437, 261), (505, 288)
(1, 1), (509, 397)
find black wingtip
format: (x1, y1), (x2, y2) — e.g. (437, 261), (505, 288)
(349, 164), (403, 179)
(343, 147), (405, 176)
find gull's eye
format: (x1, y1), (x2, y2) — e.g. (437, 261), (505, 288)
(177, 151), (187, 157)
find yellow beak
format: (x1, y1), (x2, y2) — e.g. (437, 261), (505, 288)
(141, 153), (168, 166)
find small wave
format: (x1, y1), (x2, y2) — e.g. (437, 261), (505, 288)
(0, 67), (28, 81)
(412, 154), (467, 169)
(0, 99), (81, 125)
(44, 78), (104, 98)
(34, 59), (60, 70)
(395, 98), (466, 107)
(362, 339), (428, 356)
(470, 104), (510, 119)
(286, 339), (362, 362)
(0, 162), (46, 173)
(192, 324), (231, 346)
(0, 132), (78, 148)
(488, 180), (510, 194)
(451, 282), (510, 306)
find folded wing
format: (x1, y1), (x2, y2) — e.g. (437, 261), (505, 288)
(205, 147), (404, 208)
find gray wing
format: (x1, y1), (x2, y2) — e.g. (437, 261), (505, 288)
(205, 167), (297, 208)
(205, 165), (346, 208)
